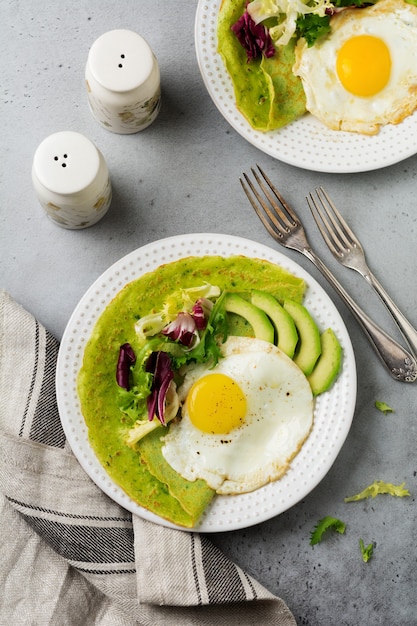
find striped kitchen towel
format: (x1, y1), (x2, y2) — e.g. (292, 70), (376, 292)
(0, 290), (296, 626)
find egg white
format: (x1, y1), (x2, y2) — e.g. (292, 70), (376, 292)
(161, 336), (314, 495)
(293, 0), (417, 135)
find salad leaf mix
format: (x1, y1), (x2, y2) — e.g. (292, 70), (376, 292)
(310, 479), (410, 561)
(233, 0), (379, 56)
(116, 284), (229, 446)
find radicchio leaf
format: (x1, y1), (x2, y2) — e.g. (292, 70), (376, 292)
(145, 351), (174, 426)
(116, 343), (136, 390)
(231, 9), (275, 62)
(191, 298), (213, 330)
(162, 311), (197, 348)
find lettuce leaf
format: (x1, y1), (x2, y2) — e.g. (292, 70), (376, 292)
(375, 400), (394, 415)
(344, 481), (410, 502)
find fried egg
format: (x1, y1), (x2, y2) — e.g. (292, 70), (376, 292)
(161, 336), (314, 495)
(293, 0), (417, 135)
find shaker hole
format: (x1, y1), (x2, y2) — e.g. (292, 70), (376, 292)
(63, 154), (68, 159)
(120, 54), (125, 58)
(54, 156), (59, 161)
(118, 64), (123, 68)
(62, 163), (67, 168)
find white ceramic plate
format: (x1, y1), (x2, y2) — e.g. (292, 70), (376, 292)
(56, 234), (357, 532)
(194, 0), (417, 173)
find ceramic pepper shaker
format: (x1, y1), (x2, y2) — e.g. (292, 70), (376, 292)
(32, 131), (112, 229)
(85, 29), (161, 134)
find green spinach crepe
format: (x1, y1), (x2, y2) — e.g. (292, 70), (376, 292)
(217, 0), (306, 130)
(78, 256), (305, 527)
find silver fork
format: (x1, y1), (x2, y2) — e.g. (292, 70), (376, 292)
(240, 165), (417, 383)
(307, 187), (417, 360)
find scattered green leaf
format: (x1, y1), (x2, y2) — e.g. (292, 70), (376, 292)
(375, 400), (394, 415)
(310, 516), (346, 546)
(345, 480), (410, 502)
(359, 539), (374, 563)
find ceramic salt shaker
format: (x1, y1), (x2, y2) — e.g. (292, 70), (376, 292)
(85, 29), (161, 134)
(32, 131), (112, 229)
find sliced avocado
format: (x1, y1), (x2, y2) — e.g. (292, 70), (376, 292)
(224, 293), (274, 343)
(251, 290), (298, 358)
(308, 328), (342, 396)
(283, 299), (321, 375)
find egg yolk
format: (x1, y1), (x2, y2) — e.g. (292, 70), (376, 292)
(186, 373), (247, 434)
(336, 35), (391, 97)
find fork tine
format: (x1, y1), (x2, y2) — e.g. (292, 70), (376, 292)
(240, 174), (282, 243)
(306, 192), (340, 256)
(255, 165), (299, 229)
(240, 166), (297, 240)
(315, 187), (359, 249)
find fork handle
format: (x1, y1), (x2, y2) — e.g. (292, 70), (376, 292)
(304, 248), (417, 383)
(364, 271), (417, 360)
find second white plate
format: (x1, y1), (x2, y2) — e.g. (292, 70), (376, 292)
(195, 0), (417, 173)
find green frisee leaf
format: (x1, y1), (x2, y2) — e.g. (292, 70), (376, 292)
(344, 480), (410, 502)
(359, 539), (374, 563)
(310, 516), (346, 546)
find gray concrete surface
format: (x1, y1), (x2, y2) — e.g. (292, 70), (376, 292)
(1, 2), (416, 624)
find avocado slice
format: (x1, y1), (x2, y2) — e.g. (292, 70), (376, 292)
(283, 299), (321, 375)
(224, 293), (275, 343)
(251, 290), (298, 358)
(308, 328), (342, 396)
